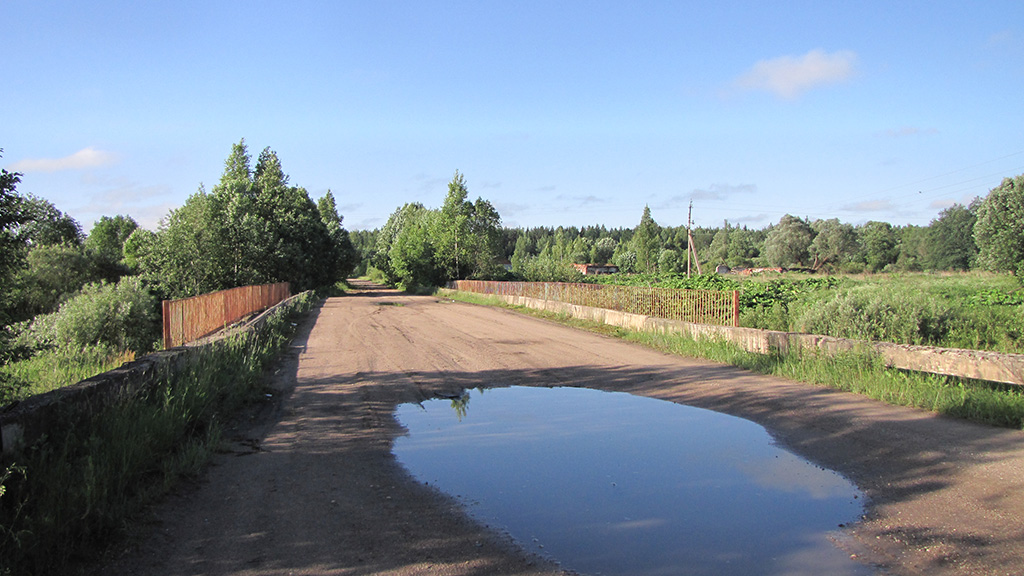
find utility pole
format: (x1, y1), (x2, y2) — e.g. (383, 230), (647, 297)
(686, 201), (702, 276)
(687, 201), (692, 278)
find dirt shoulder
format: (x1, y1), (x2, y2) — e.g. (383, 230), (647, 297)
(104, 281), (1024, 576)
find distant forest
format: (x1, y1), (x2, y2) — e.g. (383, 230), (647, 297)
(356, 172), (1024, 288)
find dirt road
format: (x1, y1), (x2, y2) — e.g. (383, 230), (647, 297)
(105, 282), (1024, 575)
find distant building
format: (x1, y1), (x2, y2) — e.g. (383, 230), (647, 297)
(572, 263), (620, 275)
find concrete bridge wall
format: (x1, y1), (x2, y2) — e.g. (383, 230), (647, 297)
(455, 290), (1024, 387)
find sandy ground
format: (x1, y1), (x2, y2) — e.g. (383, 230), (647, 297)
(101, 281), (1024, 576)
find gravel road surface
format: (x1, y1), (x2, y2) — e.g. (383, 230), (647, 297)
(104, 281), (1024, 576)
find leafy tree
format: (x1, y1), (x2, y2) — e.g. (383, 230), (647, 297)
(144, 140), (342, 297)
(658, 248), (685, 273)
(860, 221), (899, 272)
(704, 223), (730, 266)
(1, 151), (29, 369)
(17, 195), (83, 247)
(388, 206), (439, 289)
(590, 236), (617, 265)
(467, 198), (503, 278)
(808, 218), (858, 271)
(630, 206), (661, 273)
(974, 175), (1024, 276)
(726, 227), (761, 268)
(433, 170), (472, 280)
(926, 201), (978, 271)
(85, 214), (138, 281)
(374, 203), (435, 285)
(317, 191), (359, 280)
(1, 155), (27, 316)
(11, 243), (98, 321)
(762, 215), (814, 267)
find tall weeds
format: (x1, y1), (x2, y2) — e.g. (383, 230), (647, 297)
(0, 291), (317, 575)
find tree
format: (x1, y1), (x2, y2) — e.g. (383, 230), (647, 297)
(808, 218), (858, 270)
(317, 191), (359, 280)
(85, 215), (138, 281)
(590, 237), (617, 265)
(143, 140), (341, 297)
(433, 171), (472, 280)
(467, 198), (502, 278)
(11, 243), (98, 321)
(1, 151), (29, 368)
(860, 221), (899, 272)
(974, 175), (1024, 276)
(17, 195), (83, 247)
(1, 154), (27, 320)
(927, 201), (978, 271)
(630, 206), (661, 273)
(762, 215), (814, 267)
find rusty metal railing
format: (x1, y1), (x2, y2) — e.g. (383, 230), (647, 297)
(449, 280), (738, 327)
(162, 282), (291, 348)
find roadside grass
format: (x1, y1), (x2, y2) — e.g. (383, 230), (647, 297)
(440, 290), (1024, 430)
(0, 291), (319, 576)
(0, 349), (135, 404)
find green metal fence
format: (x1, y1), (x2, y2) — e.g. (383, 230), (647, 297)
(449, 280), (738, 327)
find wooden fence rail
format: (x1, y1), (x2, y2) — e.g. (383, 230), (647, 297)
(449, 280), (738, 327)
(162, 282), (290, 348)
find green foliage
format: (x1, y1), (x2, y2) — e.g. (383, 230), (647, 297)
(974, 174), (1024, 277)
(433, 170), (472, 280)
(16, 195), (83, 248)
(317, 190), (359, 279)
(84, 214), (138, 281)
(859, 221), (899, 272)
(762, 215), (813, 267)
(792, 283), (954, 345)
(10, 243), (99, 321)
(27, 276), (159, 357)
(926, 202), (978, 271)
(629, 206), (661, 273)
(375, 173), (504, 289)
(140, 140), (347, 297)
(0, 292), (317, 575)
(809, 218), (858, 271)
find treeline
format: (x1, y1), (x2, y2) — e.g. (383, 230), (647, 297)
(368, 170), (504, 290)
(359, 174), (1024, 285)
(0, 142), (357, 402)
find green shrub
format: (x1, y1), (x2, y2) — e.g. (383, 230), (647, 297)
(793, 283), (954, 345)
(27, 276), (159, 356)
(0, 291), (317, 575)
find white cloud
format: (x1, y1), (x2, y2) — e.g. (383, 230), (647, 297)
(734, 49), (858, 99)
(842, 199), (895, 212)
(690, 183), (757, 201)
(877, 126), (939, 138)
(9, 147), (118, 173)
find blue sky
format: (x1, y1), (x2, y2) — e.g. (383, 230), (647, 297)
(3, 1), (1023, 232)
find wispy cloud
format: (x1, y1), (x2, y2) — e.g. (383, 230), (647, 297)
(842, 199), (895, 212)
(929, 198), (956, 210)
(556, 194), (606, 208)
(9, 147), (117, 173)
(734, 49), (858, 99)
(691, 183), (757, 200)
(877, 126), (939, 138)
(655, 183), (757, 211)
(733, 213), (771, 225)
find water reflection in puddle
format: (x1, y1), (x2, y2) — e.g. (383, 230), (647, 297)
(393, 386), (873, 576)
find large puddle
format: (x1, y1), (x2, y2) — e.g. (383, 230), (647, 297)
(393, 386), (873, 576)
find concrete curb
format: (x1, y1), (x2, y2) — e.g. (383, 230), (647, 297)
(449, 290), (1024, 387)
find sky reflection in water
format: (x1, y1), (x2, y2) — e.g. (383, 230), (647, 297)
(393, 386), (873, 576)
